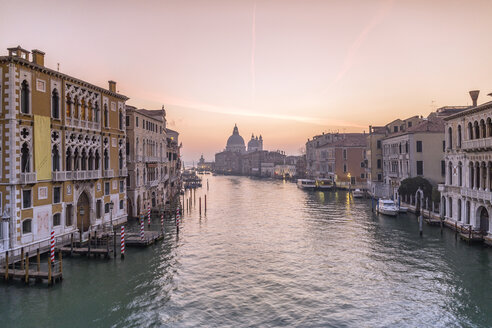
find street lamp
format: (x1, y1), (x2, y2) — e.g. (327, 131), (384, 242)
(109, 201), (114, 232)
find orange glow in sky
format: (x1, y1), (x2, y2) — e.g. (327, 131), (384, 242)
(2, 0), (492, 162)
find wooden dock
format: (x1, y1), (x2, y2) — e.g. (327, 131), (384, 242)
(125, 231), (163, 247)
(0, 267), (63, 284)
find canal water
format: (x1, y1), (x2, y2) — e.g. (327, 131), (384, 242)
(2, 175), (492, 327)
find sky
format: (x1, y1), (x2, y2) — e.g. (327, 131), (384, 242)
(2, 0), (492, 163)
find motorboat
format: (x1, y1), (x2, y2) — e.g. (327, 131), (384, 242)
(316, 178), (334, 190)
(377, 199), (399, 216)
(352, 189), (364, 198)
(398, 205), (408, 213)
(297, 179), (316, 190)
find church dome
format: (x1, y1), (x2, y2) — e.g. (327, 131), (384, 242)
(226, 124), (245, 152)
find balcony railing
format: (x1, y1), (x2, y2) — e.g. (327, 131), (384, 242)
(462, 138), (492, 151)
(52, 170), (101, 181)
(20, 172), (37, 184)
(103, 169), (114, 178)
(146, 180), (159, 188)
(66, 117), (101, 131)
(460, 188), (492, 202)
(119, 168), (128, 176)
(144, 156), (160, 162)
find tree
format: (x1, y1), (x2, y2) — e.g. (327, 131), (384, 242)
(398, 176), (433, 199)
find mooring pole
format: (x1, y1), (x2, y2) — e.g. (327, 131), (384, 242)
(36, 248), (40, 272)
(24, 252), (29, 284)
(199, 197), (202, 216)
(70, 233), (74, 257)
(4, 251), (8, 281)
(20, 247), (24, 270)
(48, 256), (52, 286)
(113, 230), (117, 258)
(205, 194), (207, 213)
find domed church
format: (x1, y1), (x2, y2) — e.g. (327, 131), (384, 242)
(226, 124), (246, 153)
(247, 134), (263, 152)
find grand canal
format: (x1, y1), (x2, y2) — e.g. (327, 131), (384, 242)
(2, 175), (492, 327)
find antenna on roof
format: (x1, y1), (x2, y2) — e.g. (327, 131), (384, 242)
(57, 63), (60, 72)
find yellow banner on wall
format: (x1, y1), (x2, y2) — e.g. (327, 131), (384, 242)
(34, 115), (51, 181)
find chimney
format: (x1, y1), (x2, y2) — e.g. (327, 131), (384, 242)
(469, 90), (479, 107)
(31, 49), (45, 66)
(108, 80), (116, 93)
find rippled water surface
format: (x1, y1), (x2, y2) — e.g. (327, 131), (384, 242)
(2, 175), (492, 327)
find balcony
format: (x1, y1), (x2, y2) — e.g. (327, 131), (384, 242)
(53, 170), (101, 181)
(462, 138), (492, 152)
(103, 169), (114, 178)
(66, 117), (101, 131)
(146, 180), (159, 188)
(20, 172), (36, 184)
(119, 168), (128, 176)
(460, 188), (492, 203)
(144, 155), (160, 162)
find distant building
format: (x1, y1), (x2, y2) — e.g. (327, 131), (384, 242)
(247, 134), (263, 152)
(226, 124), (246, 153)
(306, 133), (367, 188)
(197, 155), (214, 171)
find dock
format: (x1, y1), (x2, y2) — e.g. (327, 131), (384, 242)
(125, 231), (163, 247)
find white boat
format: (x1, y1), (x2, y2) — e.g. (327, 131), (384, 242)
(297, 179), (316, 190)
(352, 189), (364, 198)
(377, 199), (399, 216)
(398, 205), (408, 213)
(316, 178), (334, 190)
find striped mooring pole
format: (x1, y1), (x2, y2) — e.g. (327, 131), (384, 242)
(120, 226), (125, 259)
(50, 230), (55, 264)
(147, 205), (151, 226)
(140, 216), (145, 240)
(176, 207), (180, 233)
(160, 214), (164, 233)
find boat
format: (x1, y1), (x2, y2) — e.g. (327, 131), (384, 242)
(398, 205), (408, 213)
(297, 179), (316, 190)
(352, 189), (364, 198)
(316, 178), (334, 190)
(377, 199), (399, 216)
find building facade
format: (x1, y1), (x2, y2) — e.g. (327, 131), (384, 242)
(0, 46), (128, 252)
(439, 91), (492, 240)
(125, 106), (168, 218)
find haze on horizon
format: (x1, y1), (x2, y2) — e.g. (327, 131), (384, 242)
(1, 0), (492, 162)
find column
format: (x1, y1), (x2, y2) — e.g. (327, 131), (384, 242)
(487, 162), (491, 191)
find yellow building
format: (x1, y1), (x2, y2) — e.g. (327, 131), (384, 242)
(0, 46), (128, 252)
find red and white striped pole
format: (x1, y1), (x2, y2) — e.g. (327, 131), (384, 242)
(140, 216), (145, 240)
(50, 230), (55, 264)
(120, 226), (125, 259)
(147, 205), (151, 226)
(160, 214), (164, 233)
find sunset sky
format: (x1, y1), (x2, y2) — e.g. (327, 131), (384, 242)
(2, 0), (492, 162)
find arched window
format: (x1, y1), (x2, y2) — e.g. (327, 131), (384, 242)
(448, 127), (452, 149)
(104, 104), (109, 128)
(474, 121), (480, 139)
(21, 80), (30, 114)
(52, 89), (60, 119)
(81, 99), (86, 121)
(81, 149), (87, 171)
(487, 118), (492, 138)
(52, 145), (60, 172)
(73, 148), (79, 171)
(119, 150), (123, 170)
(458, 162), (462, 187)
(119, 111), (123, 130)
(468, 122), (473, 140)
(448, 197), (453, 219)
(441, 196), (446, 216)
(469, 162), (474, 188)
(66, 148), (72, 171)
(104, 149), (109, 170)
(448, 162), (453, 185)
(458, 199), (462, 221)
(21, 142), (30, 172)
(95, 150), (100, 170)
(480, 119), (486, 138)
(94, 103), (100, 123)
(74, 97), (79, 119)
(66, 95), (72, 118)
(457, 125), (462, 148)
(88, 150), (94, 171)
(88, 101), (93, 122)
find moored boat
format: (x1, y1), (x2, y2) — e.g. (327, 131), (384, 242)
(316, 178), (334, 190)
(297, 179), (316, 190)
(377, 199), (399, 216)
(352, 189), (364, 198)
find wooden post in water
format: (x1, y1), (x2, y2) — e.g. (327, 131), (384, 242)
(419, 215), (423, 236)
(20, 247), (24, 270)
(59, 250), (63, 278)
(205, 195), (207, 213)
(87, 231), (91, 257)
(4, 251), (8, 281)
(24, 252), (29, 284)
(199, 197), (201, 216)
(36, 248), (40, 272)
(113, 230), (117, 258)
(194, 189), (196, 206)
(70, 233), (74, 256)
(207, 179), (209, 191)
(48, 256), (52, 286)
